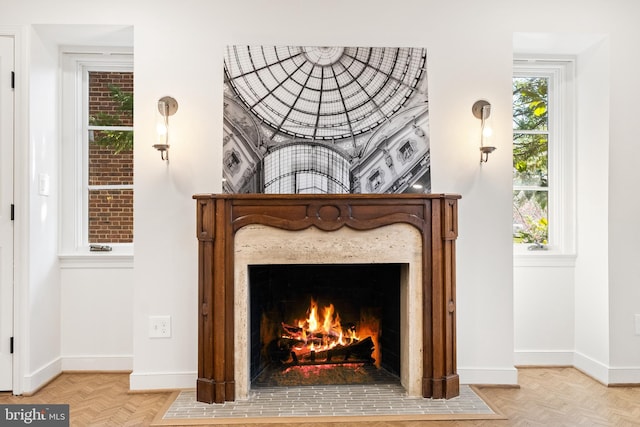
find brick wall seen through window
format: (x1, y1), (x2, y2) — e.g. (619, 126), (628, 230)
(88, 71), (134, 244)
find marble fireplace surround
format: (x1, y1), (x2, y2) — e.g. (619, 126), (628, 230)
(193, 194), (460, 404)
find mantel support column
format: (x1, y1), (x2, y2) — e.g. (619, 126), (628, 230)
(196, 198), (235, 403)
(196, 198), (215, 403)
(422, 198), (459, 399)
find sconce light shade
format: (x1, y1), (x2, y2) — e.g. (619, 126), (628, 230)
(472, 99), (496, 163)
(153, 96), (179, 161)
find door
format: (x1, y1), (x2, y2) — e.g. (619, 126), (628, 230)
(0, 35), (14, 391)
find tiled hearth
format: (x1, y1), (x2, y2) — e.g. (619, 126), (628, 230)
(158, 384), (497, 424)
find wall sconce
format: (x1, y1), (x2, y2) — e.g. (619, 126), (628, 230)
(153, 96), (179, 161)
(472, 99), (496, 163)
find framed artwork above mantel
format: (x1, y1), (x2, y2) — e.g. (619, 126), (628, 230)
(222, 45), (431, 195)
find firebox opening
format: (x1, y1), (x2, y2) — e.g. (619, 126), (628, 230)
(249, 263), (401, 387)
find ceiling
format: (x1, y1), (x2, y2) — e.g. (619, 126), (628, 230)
(224, 46), (427, 142)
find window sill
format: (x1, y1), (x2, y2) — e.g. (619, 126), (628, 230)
(514, 247), (576, 267)
(59, 249), (133, 269)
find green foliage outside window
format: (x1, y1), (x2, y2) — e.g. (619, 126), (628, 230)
(513, 77), (549, 245)
(89, 84), (134, 154)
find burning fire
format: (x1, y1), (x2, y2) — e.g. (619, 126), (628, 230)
(279, 298), (380, 367)
(290, 299), (352, 350)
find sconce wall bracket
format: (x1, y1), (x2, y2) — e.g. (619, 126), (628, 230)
(158, 96), (179, 116)
(472, 99), (491, 119)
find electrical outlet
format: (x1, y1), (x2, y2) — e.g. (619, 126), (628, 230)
(149, 315), (171, 338)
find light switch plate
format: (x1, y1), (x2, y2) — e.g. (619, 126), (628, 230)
(39, 173), (50, 196)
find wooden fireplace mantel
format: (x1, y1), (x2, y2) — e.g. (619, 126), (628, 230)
(193, 193), (460, 403)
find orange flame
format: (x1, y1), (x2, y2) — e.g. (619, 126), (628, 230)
(280, 298), (379, 367)
(298, 299), (344, 349)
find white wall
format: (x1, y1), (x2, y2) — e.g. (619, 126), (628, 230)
(514, 265), (575, 366)
(60, 263), (133, 371)
(429, 28), (516, 383)
(574, 38), (612, 381)
(21, 26), (62, 392)
(1, 0), (640, 393)
(607, 16), (640, 383)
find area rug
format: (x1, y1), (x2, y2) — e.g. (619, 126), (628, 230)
(151, 384), (505, 425)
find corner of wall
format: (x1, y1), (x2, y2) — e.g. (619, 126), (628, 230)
(22, 357), (62, 395)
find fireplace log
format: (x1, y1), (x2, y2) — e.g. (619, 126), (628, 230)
(326, 336), (375, 363)
(281, 322), (341, 341)
(281, 323), (302, 335)
(284, 336), (375, 365)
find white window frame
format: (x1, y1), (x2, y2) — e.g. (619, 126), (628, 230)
(60, 48), (134, 259)
(513, 58), (576, 266)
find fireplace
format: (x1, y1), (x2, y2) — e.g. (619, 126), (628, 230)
(194, 194), (460, 404)
(249, 263), (401, 387)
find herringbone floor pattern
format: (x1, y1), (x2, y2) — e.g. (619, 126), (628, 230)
(0, 372), (168, 426)
(0, 367), (639, 426)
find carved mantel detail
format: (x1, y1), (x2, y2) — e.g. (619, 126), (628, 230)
(193, 193), (460, 404)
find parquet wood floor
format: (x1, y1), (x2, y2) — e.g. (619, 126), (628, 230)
(1, 367), (639, 426)
(0, 372), (169, 426)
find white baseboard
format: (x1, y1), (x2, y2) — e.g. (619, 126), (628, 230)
(125, 358), (640, 391)
(514, 350), (574, 366)
(573, 351), (610, 384)
(23, 357), (62, 394)
(61, 355), (133, 371)
(129, 371), (197, 391)
(457, 367), (518, 385)
(608, 366), (640, 385)
(516, 351), (640, 385)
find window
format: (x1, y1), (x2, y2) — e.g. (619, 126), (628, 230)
(61, 49), (134, 255)
(88, 70), (133, 243)
(513, 59), (575, 255)
(512, 75), (549, 246)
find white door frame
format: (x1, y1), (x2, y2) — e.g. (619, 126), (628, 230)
(0, 33), (15, 392)
(0, 26), (27, 396)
